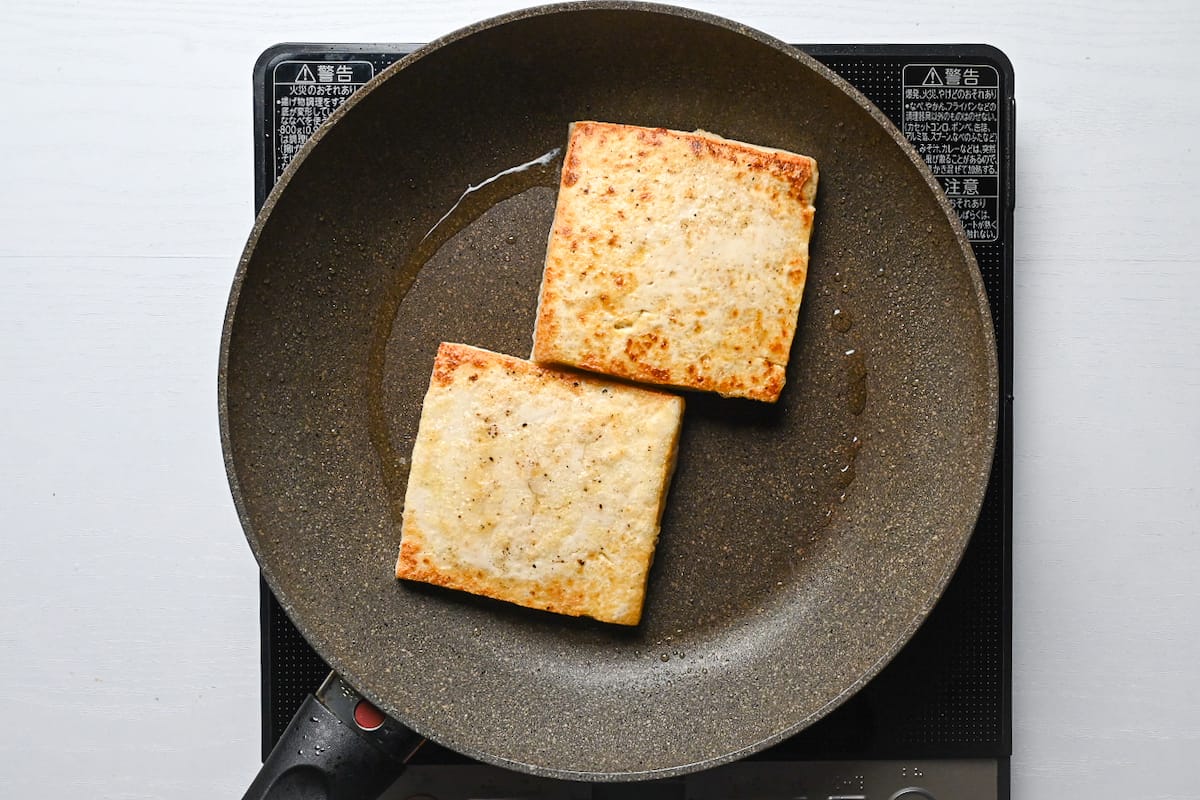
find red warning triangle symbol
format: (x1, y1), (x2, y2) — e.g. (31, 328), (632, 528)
(294, 64), (316, 83)
(922, 67), (943, 86)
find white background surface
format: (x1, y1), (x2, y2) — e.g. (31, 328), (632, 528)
(3, 1), (1198, 797)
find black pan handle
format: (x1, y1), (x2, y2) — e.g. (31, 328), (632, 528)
(243, 672), (424, 800)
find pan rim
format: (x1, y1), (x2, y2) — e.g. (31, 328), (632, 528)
(219, 1), (999, 782)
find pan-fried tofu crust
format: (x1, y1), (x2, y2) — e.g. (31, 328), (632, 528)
(396, 343), (684, 626)
(533, 121), (818, 402)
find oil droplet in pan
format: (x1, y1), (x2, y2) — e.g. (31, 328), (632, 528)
(831, 307), (853, 332)
(844, 348), (867, 416)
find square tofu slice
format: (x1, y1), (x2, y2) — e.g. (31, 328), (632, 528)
(395, 342), (684, 626)
(533, 121), (818, 402)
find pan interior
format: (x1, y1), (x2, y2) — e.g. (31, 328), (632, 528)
(222, 4), (997, 781)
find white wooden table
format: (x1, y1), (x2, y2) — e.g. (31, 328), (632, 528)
(3, 1), (1198, 797)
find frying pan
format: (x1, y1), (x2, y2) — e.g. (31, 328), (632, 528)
(221, 2), (998, 794)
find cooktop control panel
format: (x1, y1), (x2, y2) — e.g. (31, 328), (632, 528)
(382, 758), (998, 799)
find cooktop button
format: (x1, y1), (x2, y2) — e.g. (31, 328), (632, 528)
(890, 789), (936, 800)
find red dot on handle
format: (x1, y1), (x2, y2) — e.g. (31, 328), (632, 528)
(353, 699), (386, 731)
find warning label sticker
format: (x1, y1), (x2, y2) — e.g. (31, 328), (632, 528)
(272, 60), (375, 180)
(902, 64), (1001, 242)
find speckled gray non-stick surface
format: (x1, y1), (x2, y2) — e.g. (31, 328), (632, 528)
(220, 2), (997, 782)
